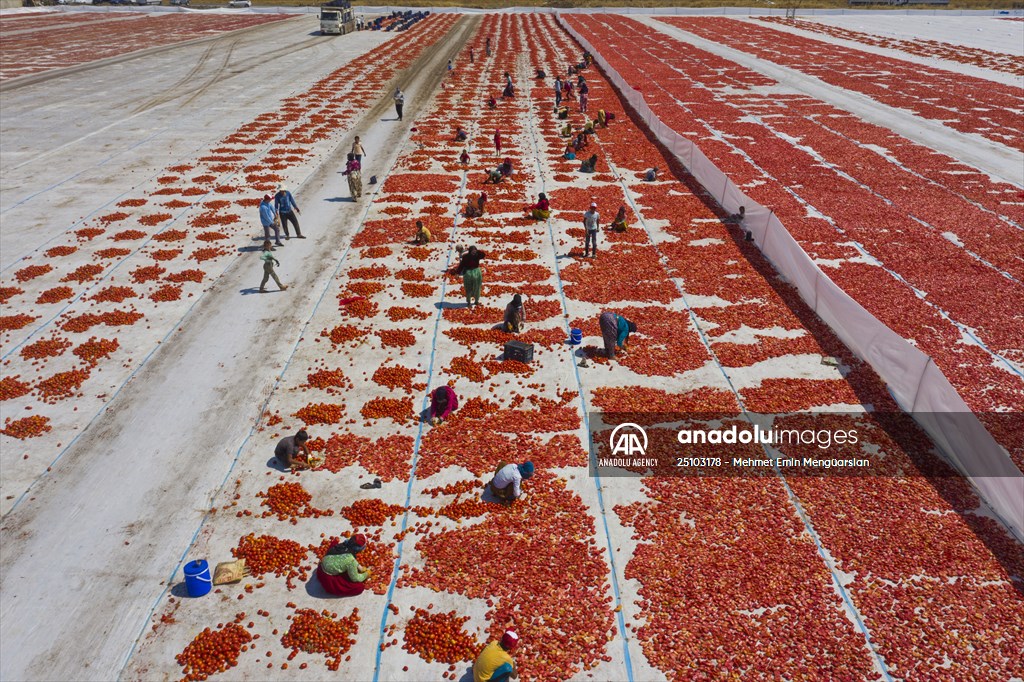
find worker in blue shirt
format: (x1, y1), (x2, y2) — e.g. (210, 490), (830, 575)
(274, 185), (304, 239)
(259, 193), (283, 247)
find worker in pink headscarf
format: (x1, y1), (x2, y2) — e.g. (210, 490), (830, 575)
(429, 385), (458, 425)
(493, 129), (502, 157)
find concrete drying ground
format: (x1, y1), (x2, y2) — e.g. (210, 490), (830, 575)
(0, 9), (1021, 682)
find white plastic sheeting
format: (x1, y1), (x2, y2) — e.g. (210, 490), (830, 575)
(557, 14), (1024, 542)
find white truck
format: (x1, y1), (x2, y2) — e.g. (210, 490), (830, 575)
(319, 0), (354, 35)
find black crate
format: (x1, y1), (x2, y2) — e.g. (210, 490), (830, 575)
(504, 341), (534, 363)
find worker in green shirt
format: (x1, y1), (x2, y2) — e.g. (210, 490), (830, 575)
(316, 534), (373, 596)
(259, 241), (288, 293)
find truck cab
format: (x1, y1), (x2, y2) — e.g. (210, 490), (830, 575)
(320, 0), (354, 35)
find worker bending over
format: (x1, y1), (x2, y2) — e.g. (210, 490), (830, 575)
(503, 294), (526, 333)
(429, 385), (458, 425)
(274, 429), (309, 469)
(599, 312), (637, 360)
(487, 461), (534, 505)
(474, 630), (520, 682)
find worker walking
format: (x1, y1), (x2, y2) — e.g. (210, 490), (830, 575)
(342, 153), (362, 199)
(493, 129), (502, 156)
(259, 193), (283, 247)
(487, 461), (534, 505)
(599, 312), (637, 360)
(351, 136), (366, 163)
(394, 88), (405, 120)
(259, 241), (288, 293)
(473, 630), (520, 682)
(554, 76), (563, 110)
(485, 36), (491, 57)
(582, 202), (600, 257)
(274, 185), (304, 239)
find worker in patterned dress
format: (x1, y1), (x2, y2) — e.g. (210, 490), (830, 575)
(342, 153), (362, 199)
(316, 534), (372, 597)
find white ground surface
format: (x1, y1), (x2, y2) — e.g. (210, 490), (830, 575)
(0, 10), (1020, 682)
(0, 15), (346, 270)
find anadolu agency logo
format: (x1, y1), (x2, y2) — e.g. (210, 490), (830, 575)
(610, 422), (647, 456)
(599, 423), (657, 468)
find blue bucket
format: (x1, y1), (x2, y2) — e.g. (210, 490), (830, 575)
(183, 559), (212, 598)
(569, 328), (583, 345)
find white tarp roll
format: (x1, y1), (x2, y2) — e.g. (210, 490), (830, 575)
(557, 14), (1024, 542)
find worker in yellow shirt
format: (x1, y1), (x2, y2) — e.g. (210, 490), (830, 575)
(413, 220), (431, 245)
(473, 629), (519, 682)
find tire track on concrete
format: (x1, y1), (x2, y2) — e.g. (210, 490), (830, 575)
(130, 35), (226, 114)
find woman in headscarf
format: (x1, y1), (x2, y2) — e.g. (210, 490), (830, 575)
(493, 129), (502, 156)
(573, 132), (588, 152)
(597, 109), (607, 128)
(610, 205), (628, 232)
(457, 245), (486, 308)
(316, 534), (372, 597)
(465, 191), (487, 218)
(342, 153), (362, 199)
(499, 158), (514, 178)
(429, 384), (458, 425)
(487, 461), (535, 506)
(527, 193), (550, 221)
(579, 154), (598, 173)
(485, 167), (505, 185)
(599, 312), (637, 360)
(503, 294), (526, 333)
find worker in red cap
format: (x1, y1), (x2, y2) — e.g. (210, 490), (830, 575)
(473, 629), (519, 682)
(316, 534), (373, 597)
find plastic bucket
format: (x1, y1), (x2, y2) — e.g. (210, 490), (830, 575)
(569, 328), (582, 345)
(183, 559), (212, 598)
